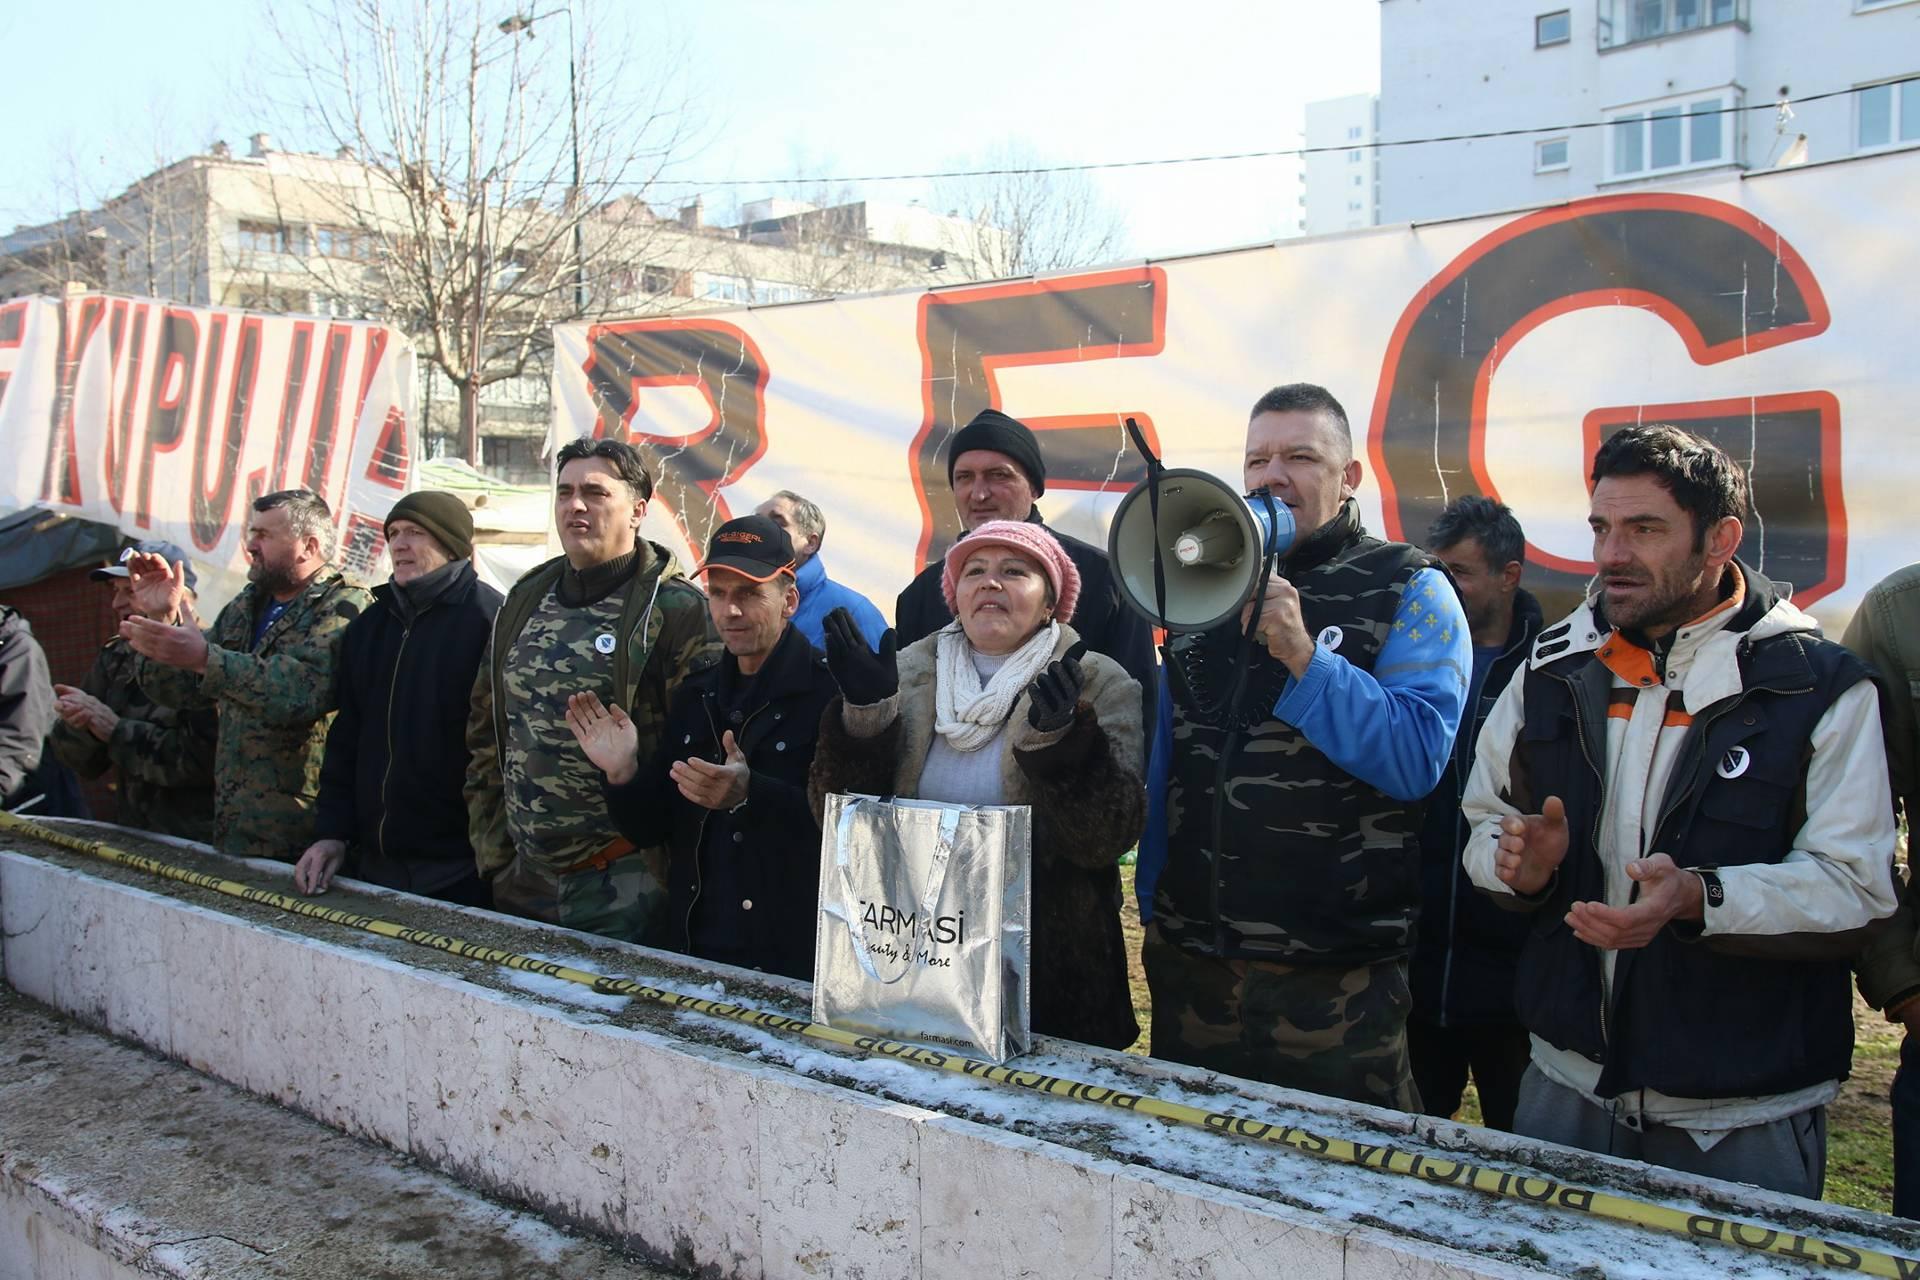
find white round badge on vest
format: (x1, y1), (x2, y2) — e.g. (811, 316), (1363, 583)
(1717, 746), (1751, 780)
(594, 633), (617, 655)
(1316, 625), (1345, 652)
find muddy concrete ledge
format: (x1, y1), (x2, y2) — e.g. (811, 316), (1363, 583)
(0, 988), (681, 1278)
(5, 822), (1919, 1279)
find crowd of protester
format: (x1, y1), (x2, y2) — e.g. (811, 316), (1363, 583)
(1, 388), (1915, 1214)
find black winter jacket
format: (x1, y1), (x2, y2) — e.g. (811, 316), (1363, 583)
(604, 623), (836, 981)
(1410, 590), (1541, 1026)
(315, 560), (503, 896)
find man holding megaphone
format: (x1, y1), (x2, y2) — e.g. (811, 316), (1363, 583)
(1133, 383), (1470, 1111)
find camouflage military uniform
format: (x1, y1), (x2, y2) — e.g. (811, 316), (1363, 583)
(137, 566), (369, 860)
(465, 540), (718, 941)
(1146, 499), (1460, 1111)
(50, 637), (218, 843)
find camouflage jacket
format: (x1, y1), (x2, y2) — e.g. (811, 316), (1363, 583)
(464, 541), (720, 880)
(138, 566), (370, 860)
(50, 637), (218, 843)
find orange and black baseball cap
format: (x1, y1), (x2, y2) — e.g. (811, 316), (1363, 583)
(699, 514), (796, 583)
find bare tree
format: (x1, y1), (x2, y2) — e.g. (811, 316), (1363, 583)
(933, 141), (1128, 279)
(4, 131), (215, 304)
(259, 0), (699, 460)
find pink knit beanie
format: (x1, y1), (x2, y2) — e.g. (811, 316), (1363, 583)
(941, 520), (1081, 624)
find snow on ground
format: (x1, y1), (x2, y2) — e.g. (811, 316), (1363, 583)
(496, 952), (637, 1013)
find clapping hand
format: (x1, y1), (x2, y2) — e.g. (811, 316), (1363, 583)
(565, 692), (641, 785)
(671, 730), (749, 811)
(823, 606), (898, 706)
(53, 684), (119, 742)
(126, 552), (191, 623)
(1493, 795), (1570, 897)
(1025, 650), (1086, 733)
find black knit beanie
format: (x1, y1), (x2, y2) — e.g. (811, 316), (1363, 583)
(946, 409), (1046, 497)
(384, 490), (475, 561)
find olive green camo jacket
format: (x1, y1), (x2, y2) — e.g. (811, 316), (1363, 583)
(464, 541), (719, 882)
(137, 566), (371, 860)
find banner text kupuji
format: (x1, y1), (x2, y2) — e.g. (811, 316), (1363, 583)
(0, 295), (418, 581)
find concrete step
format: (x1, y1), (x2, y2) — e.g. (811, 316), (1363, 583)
(0, 988), (680, 1279)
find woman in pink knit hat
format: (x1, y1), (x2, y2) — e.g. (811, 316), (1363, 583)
(808, 519), (1144, 1050)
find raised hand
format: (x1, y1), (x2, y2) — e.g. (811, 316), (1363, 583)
(126, 552), (189, 622)
(1493, 794), (1570, 896)
(565, 691), (640, 785)
(671, 729), (750, 812)
(1025, 652), (1086, 733)
(823, 606), (898, 706)
(121, 616), (210, 673)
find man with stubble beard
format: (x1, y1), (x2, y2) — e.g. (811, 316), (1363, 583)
(123, 490), (370, 860)
(1462, 424), (1898, 1195)
(465, 438), (718, 941)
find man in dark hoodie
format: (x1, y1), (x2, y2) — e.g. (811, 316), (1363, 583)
(1409, 496), (1541, 1131)
(892, 409), (1154, 734)
(296, 492), (502, 904)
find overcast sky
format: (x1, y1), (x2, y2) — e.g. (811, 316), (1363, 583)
(0, 0), (1380, 260)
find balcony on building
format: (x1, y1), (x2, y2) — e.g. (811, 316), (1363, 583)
(1598, 0), (1749, 51)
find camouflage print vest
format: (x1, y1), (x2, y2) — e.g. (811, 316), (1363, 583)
(1155, 499), (1434, 965)
(501, 587), (626, 872)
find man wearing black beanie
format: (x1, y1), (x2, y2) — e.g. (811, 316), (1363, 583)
(296, 491), (503, 904)
(894, 408), (1155, 734)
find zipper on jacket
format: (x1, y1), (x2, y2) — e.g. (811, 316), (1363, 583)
(1561, 671), (1612, 1049)
(1209, 728), (1240, 955)
(375, 624), (413, 858)
(682, 692), (767, 951)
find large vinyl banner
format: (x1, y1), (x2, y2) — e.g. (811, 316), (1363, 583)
(553, 150), (1915, 629)
(0, 293), (417, 590)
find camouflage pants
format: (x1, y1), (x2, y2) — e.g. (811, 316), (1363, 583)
(490, 848), (667, 944)
(1142, 923), (1421, 1112)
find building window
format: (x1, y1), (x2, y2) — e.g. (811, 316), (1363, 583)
(1857, 78), (1920, 150)
(1598, 0), (1744, 49)
(1352, 174), (1363, 186)
(312, 225), (371, 261)
(236, 220), (293, 256)
(1536, 10), (1571, 45)
(1607, 91), (1734, 177)
(1347, 149), (1362, 162)
(1346, 125), (1362, 141)
(639, 265), (676, 295)
(1535, 137), (1571, 171)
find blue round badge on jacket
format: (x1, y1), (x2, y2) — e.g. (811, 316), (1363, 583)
(594, 633), (617, 655)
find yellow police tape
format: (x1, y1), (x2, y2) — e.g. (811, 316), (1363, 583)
(3, 811), (1913, 1279)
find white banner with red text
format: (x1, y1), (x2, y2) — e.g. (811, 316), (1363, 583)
(0, 294), (418, 596)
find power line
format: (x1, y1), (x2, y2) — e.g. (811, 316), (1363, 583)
(649, 75), (1918, 190)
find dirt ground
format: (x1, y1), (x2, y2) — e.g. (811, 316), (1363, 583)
(1115, 862), (1901, 1216)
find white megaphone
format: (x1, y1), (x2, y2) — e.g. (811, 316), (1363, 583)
(1107, 468), (1296, 633)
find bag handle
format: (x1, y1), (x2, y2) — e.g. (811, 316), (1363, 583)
(834, 800), (962, 986)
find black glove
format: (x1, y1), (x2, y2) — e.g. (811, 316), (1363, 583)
(1025, 652), (1086, 733)
(823, 606), (898, 706)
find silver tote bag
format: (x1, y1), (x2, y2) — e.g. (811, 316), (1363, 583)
(812, 793), (1031, 1062)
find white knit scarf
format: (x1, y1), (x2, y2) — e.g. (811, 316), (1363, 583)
(932, 619), (1060, 753)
